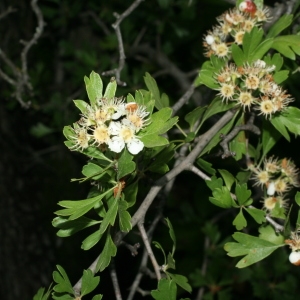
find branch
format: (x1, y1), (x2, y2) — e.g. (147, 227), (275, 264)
(20, 0), (45, 92)
(110, 259), (123, 300)
(127, 203), (162, 300)
(128, 109), (237, 228)
(0, 0), (45, 108)
(219, 114), (260, 158)
(102, 0), (144, 86)
(172, 83), (196, 116)
(186, 165), (211, 181)
(137, 222), (161, 281)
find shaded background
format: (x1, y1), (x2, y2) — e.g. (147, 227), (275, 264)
(1, 0), (300, 299)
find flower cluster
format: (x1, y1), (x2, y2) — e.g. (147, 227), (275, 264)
(250, 157), (299, 212)
(203, 0), (270, 58)
(215, 59), (293, 118)
(69, 97), (150, 155)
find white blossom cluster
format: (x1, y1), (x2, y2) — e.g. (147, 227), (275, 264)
(69, 97), (150, 155)
(203, 0), (270, 58)
(215, 59), (293, 118)
(250, 157), (299, 213)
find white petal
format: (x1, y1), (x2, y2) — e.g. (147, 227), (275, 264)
(109, 121), (121, 135)
(127, 138), (144, 155)
(112, 104), (126, 120)
(108, 136), (125, 153)
(289, 251), (300, 265)
(267, 181), (275, 196)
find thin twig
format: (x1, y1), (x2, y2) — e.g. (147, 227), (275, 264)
(102, 0), (144, 86)
(195, 237), (210, 300)
(172, 83), (196, 116)
(82, 11), (111, 36)
(265, 214), (284, 232)
(20, 0), (45, 91)
(137, 222), (161, 281)
(127, 213), (161, 300)
(0, 6), (17, 20)
(186, 165), (211, 181)
(219, 114), (260, 158)
(110, 259), (123, 300)
(0, 0), (45, 108)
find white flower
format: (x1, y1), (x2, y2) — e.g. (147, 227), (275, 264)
(92, 124), (111, 145)
(124, 105), (150, 132)
(108, 121), (144, 155)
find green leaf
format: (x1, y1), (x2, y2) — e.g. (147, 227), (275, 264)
(123, 181), (138, 208)
(244, 207), (265, 224)
(258, 225), (285, 245)
(96, 233), (117, 272)
(249, 38), (273, 62)
(103, 77), (117, 99)
(266, 14), (293, 38)
(55, 190), (112, 221)
(218, 169), (235, 191)
(295, 191), (300, 206)
(196, 158), (216, 176)
(224, 232), (284, 268)
(53, 265), (74, 294)
(81, 269), (100, 296)
(117, 149), (136, 180)
(201, 97), (236, 126)
(161, 93), (170, 108)
(200, 111), (237, 156)
(270, 115), (290, 141)
(147, 144), (175, 174)
(243, 27), (263, 59)
(235, 183), (252, 206)
(73, 99), (90, 114)
(139, 108), (178, 146)
(263, 53), (283, 71)
(205, 176), (223, 191)
(167, 273), (192, 293)
(273, 70), (289, 84)
(233, 209), (247, 230)
(81, 228), (103, 250)
(229, 131), (246, 161)
(185, 106), (206, 129)
(270, 202), (286, 219)
(52, 216), (100, 237)
(92, 295), (103, 300)
(165, 218), (176, 256)
(262, 119), (281, 159)
(84, 71), (103, 106)
(33, 286), (52, 300)
(134, 89), (155, 114)
(144, 72), (166, 109)
(209, 186), (233, 209)
(153, 241), (166, 264)
(151, 278), (177, 300)
(118, 200), (132, 232)
(81, 162), (111, 181)
(166, 253), (176, 270)
(272, 35), (300, 60)
(195, 61), (219, 89)
(231, 44), (245, 66)
(99, 196), (118, 234)
(30, 122), (55, 138)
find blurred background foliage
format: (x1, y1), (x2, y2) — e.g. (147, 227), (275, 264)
(1, 0), (300, 299)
